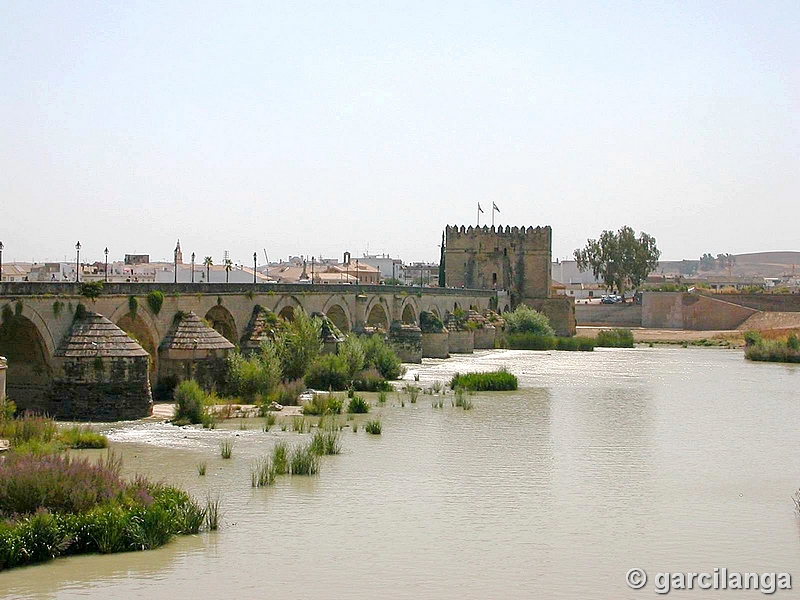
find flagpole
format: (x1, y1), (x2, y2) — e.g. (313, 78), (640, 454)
(477, 203), (480, 227)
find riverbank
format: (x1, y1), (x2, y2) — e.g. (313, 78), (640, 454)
(577, 326), (743, 346)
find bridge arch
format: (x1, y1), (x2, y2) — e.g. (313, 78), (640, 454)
(0, 304), (54, 403)
(115, 311), (159, 372)
(400, 299), (418, 325)
(205, 305), (238, 344)
(323, 300), (351, 334)
(273, 295), (304, 322)
(365, 298), (390, 331)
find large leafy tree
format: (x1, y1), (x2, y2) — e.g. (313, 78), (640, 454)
(574, 226), (660, 295)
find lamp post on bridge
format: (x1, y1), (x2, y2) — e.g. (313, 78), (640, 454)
(0, 241), (4, 282)
(191, 252), (196, 283)
(253, 252), (257, 284)
(75, 241), (81, 283)
(173, 243), (179, 284)
(104, 247), (109, 282)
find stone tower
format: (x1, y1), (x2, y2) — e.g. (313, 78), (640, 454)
(175, 240), (183, 264)
(444, 225), (552, 300)
(443, 225), (575, 335)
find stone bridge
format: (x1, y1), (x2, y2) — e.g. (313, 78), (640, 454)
(0, 282), (501, 410)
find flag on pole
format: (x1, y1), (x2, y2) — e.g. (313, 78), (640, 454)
(478, 202), (484, 213)
(492, 202), (500, 213)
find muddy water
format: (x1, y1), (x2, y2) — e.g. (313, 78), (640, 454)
(2, 348), (800, 599)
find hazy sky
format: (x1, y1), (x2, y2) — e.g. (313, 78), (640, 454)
(2, 1), (797, 265)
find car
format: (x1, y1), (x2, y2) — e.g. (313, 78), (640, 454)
(601, 294), (622, 304)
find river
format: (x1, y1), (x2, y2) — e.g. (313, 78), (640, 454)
(2, 347), (800, 598)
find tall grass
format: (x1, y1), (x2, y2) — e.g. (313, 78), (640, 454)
(263, 413), (276, 432)
(289, 443), (320, 475)
(59, 425), (108, 449)
(365, 420), (382, 435)
(596, 328), (635, 348)
(504, 333), (595, 351)
(220, 439), (234, 459)
(309, 428), (342, 456)
(745, 335), (800, 364)
(271, 441), (289, 474)
(197, 462), (207, 476)
(302, 393), (343, 416)
(292, 416), (307, 433)
(405, 385), (420, 403)
(347, 395), (370, 414)
(250, 457), (276, 487)
(450, 369), (518, 391)
(204, 493), (221, 531)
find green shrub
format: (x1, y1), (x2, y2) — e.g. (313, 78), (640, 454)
(0, 454), (208, 570)
(251, 457), (276, 487)
(275, 308), (323, 381)
(302, 393), (343, 416)
(146, 290), (164, 315)
(360, 335), (403, 380)
(352, 367), (392, 392)
(337, 335), (365, 379)
(59, 425), (108, 449)
(554, 336), (596, 351)
(347, 394), (370, 414)
(450, 369), (518, 391)
(226, 346), (281, 402)
(419, 311), (445, 333)
(743, 330), (762, 347)
(596, 328), (634, 348)
(128, 296), (138, 318)
(505, 333), (594, 351)
(745, 338), (800, 364)
(172, 380), (212, 426)
(305, 353), (350, 391)
(266, 379), (306, 407)
(503, 305), (554, 336)
(80, 281), (104, 300)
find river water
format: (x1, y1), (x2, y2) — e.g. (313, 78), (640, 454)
(2, 347), (800, 599)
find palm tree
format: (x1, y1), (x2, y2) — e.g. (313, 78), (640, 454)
(224, 258), (233, 283)
(203, 256), (213, 282)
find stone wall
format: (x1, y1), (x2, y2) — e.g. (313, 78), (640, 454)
(697, 293), (800, 313)
(642, 292), (758, 330)
(448, 330), (474, 354)
(473, 326), (496, 349)
(421, 332), (449, 358)
(522, 297), (576, 336)
(576, 304), (643, 327)
(389, 323), (423, 364)
(44, 355), (152, 421)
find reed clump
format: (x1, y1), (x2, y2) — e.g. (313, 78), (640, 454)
(271, 441), (289, 474)
(595, 328), (635, 348)
(450, 369), (518, 391)
(365, 420), (382, 435)
(220, 438), (234, 459)
(347, 394), (370, 414)
(251, 457), (276, 487)
(290, 443), (320, 475)
(504, 333), (595, 351)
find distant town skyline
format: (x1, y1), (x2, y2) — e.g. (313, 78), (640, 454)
(2, 2), (797, 264)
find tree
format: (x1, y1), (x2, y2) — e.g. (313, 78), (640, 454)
(224, 259), (233, 283)
(574, 226), (661, 295)
(699, 253), (715, 271)
(203, 256), (213, 282)
(275, 307), (322, 381)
